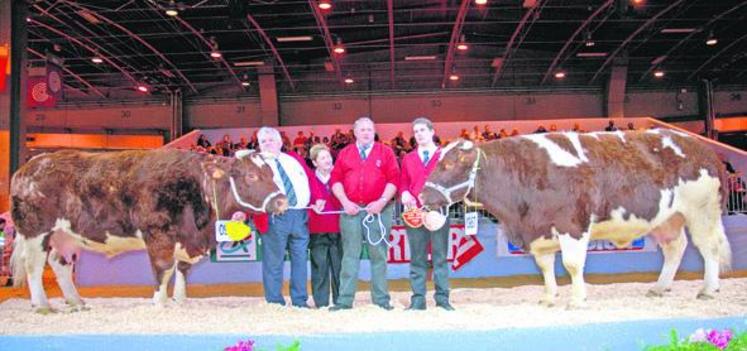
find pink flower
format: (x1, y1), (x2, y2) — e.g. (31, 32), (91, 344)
(706, 329), (733, 350)
(224, 339), (254, 351)
(689, 328), (708, 343)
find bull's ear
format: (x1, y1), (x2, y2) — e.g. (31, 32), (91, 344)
(201, 161), (226, 179)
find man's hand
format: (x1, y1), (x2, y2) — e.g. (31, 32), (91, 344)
(366, 198), (387, 215)
(401, 191), (417, 209)
(342, 199), (360, 216)
(311, 199), (326, 214)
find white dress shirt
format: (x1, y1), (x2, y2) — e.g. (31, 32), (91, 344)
(268, 153), (311, 209)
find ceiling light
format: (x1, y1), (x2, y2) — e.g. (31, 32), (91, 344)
(241, 81), (250, 87)
(210, 51), (222, 59)
(576, 52), (607, 57)
(660, 28), (695, 34)
(233, 61), (265, 67)
(653, 70), (664, 78)
(165, 9), (178, 17)
(276, 36), (314, 42)
(475, 0), (487, 5)
(449, 74), (459, 81)
(344, 77), (354, 84)
(404, 55), (437, 61)
(554, 71), (566, 79)
(631, 0), (644, 4)
(91, 57), (103, 64)
(137, 85), (149, 93)
(333, 46), (345, 54)
(457, 43), (469, 51)
(318, 0), (332, 10)
(706, 32), (718, 46)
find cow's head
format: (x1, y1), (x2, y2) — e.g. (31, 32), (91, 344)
(420, 139), (481, 209)
(203, 150), (288, 215)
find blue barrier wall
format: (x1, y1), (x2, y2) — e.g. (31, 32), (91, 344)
(75, 216), (747, 286)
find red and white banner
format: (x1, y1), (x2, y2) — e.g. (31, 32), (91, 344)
(387, 224), (483, 270)
(0, 44), (8, 93)
(27, 76), (55, 108)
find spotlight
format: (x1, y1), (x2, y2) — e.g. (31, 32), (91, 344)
(554, 71), (566, 79)
(91, 57), (103, 64)
(653, 70), (664, 78)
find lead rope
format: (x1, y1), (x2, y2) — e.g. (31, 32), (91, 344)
(303, 205), (393, 247)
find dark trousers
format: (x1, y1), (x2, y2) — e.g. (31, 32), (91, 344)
(309, 233), (343, 307)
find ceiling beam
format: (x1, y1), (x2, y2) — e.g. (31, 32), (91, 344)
(441, 0), (470, 89)
(308, 0), (343, 86)
(638, 1), (747, 82)
(491, 0), (547, 86)
(540, 0), (614, 85)
(687, 32), (747, 81)
(27, 47), (106, 98)
(62, 1), (198, 95)
(387, 0), (395, 89)
(244, 13), (296, 91)
(589, 0), (687, 84)
(29, 19), (140, 86)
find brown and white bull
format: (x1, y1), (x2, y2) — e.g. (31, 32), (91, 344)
(10, 148), (287, 312)
(420, 129), (731, 308)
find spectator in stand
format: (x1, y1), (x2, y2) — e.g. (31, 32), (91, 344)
(627, 122), (636, 131)
(470, 125), (483, 142)
(280, 131), (292, 151)
(307, 144), (343, 308)
(549, 124), (558, 132)
(510, 128), (520, 137)
(293, 131), (307, 149)
(236, 137), (249, 150)
(534, 125), (548, 134)
(482, 125), (497, 141)
(196, 134), (211, 148)
(459, 128), (471, 140)
(391, 131), (408, 155)
(322, 136), (330, 146)
(248, 132), (259, 150)
(605, 120), (618, 131)
(329, 117), (399, 311)
(498, 128), (509, 139)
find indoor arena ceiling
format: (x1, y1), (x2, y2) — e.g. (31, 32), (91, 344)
(25, 0), (747, 99)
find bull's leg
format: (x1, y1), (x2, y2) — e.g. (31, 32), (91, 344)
(16, 234), (55, 314)
(533, 252), (558, 307)
(558, 232), (590, 309)
(687, 215), (730, 300)
(647, 229), (688, 297)
(146, 237), (177, 307)
(47, 248), (86, 311)
(173, 262), (191, 304)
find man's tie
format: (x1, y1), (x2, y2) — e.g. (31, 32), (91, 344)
(422, 150), (430, 165)
(359, 144), (369, 160)
(274, 159), (297, 206)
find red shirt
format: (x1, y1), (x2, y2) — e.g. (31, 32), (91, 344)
(308, 172), (341, 234)
(400, 148), (441, 208)
(330, 142), (400, 205)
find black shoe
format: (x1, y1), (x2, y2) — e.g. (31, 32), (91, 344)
(376, 303), (394, 311)
(406, 304), (426, 311)
(329, 304), (352, 311)
(292, 303), (310, 309)
(436, 302), (455, 311)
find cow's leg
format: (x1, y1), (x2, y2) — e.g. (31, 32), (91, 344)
(647, 228), (688, 297)
(558, 231), (590, 309)
(173, 262), (191, 304)
(13, 233), (54, 314)
(47, 248), (86, 311)
(146, 236), (177, 307)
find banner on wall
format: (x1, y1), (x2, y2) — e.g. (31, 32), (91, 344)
(0, 44), (8, 93)
(495, 227), (658, 257)
(27, 76), (55, 108)
(213, 224), (485, 270)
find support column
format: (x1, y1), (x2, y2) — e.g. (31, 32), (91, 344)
(258, 64), (279, 126)
(605, 61), (628, 118)
(698, 79), (716, 140)
(0, 0), (28, 212)
(169, 89), (183, 142)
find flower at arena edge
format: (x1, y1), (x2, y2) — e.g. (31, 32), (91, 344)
(706, 329), (733, 350)
(224, 338), (254, 351)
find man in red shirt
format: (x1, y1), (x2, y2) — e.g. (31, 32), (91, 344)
(329, 117), (400, 311)
(400, 117), (454, 311)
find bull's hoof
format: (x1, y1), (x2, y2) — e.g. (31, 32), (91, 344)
(172, 297), (186, 305)
(697, 290), (716, 300)
(64, 304), (90, 313)
(646, 287), (671, 298)
(538, 295), (557, 307)
(34, 306), (58, 315)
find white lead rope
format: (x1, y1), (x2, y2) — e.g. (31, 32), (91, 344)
(302, 205), (393, 248)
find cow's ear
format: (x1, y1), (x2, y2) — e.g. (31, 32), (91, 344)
(201, 161), (226, 179)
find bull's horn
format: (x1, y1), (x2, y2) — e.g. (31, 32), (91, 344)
(234, 149), (255, 159)
(460, 140), (474, 150)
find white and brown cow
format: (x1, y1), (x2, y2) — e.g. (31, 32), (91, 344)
(10, 148), (287, 312)
(420, 129), (731, 308)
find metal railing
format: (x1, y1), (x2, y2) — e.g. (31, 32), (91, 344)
(727, 173), (746, 215)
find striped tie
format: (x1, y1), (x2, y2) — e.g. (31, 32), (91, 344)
(359, 145), (369, 160)
(422, 150), (430, 165)
(274, 159), (297, 207)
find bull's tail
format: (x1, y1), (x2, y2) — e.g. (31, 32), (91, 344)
(717, 223), (732, 273)
(9, 233), (28, 287)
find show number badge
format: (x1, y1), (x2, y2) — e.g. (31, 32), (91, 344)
(216, 220), (253, 242)
(465, 211), (478, 236)
(402, 208), (425, 228)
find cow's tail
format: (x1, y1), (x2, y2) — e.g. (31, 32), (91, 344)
(717, 224), (732, 273)
(9, 234), (28, 287)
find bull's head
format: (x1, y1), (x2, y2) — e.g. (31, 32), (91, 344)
(420, 139), (481, 210)
(203, 150), (288, 215)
